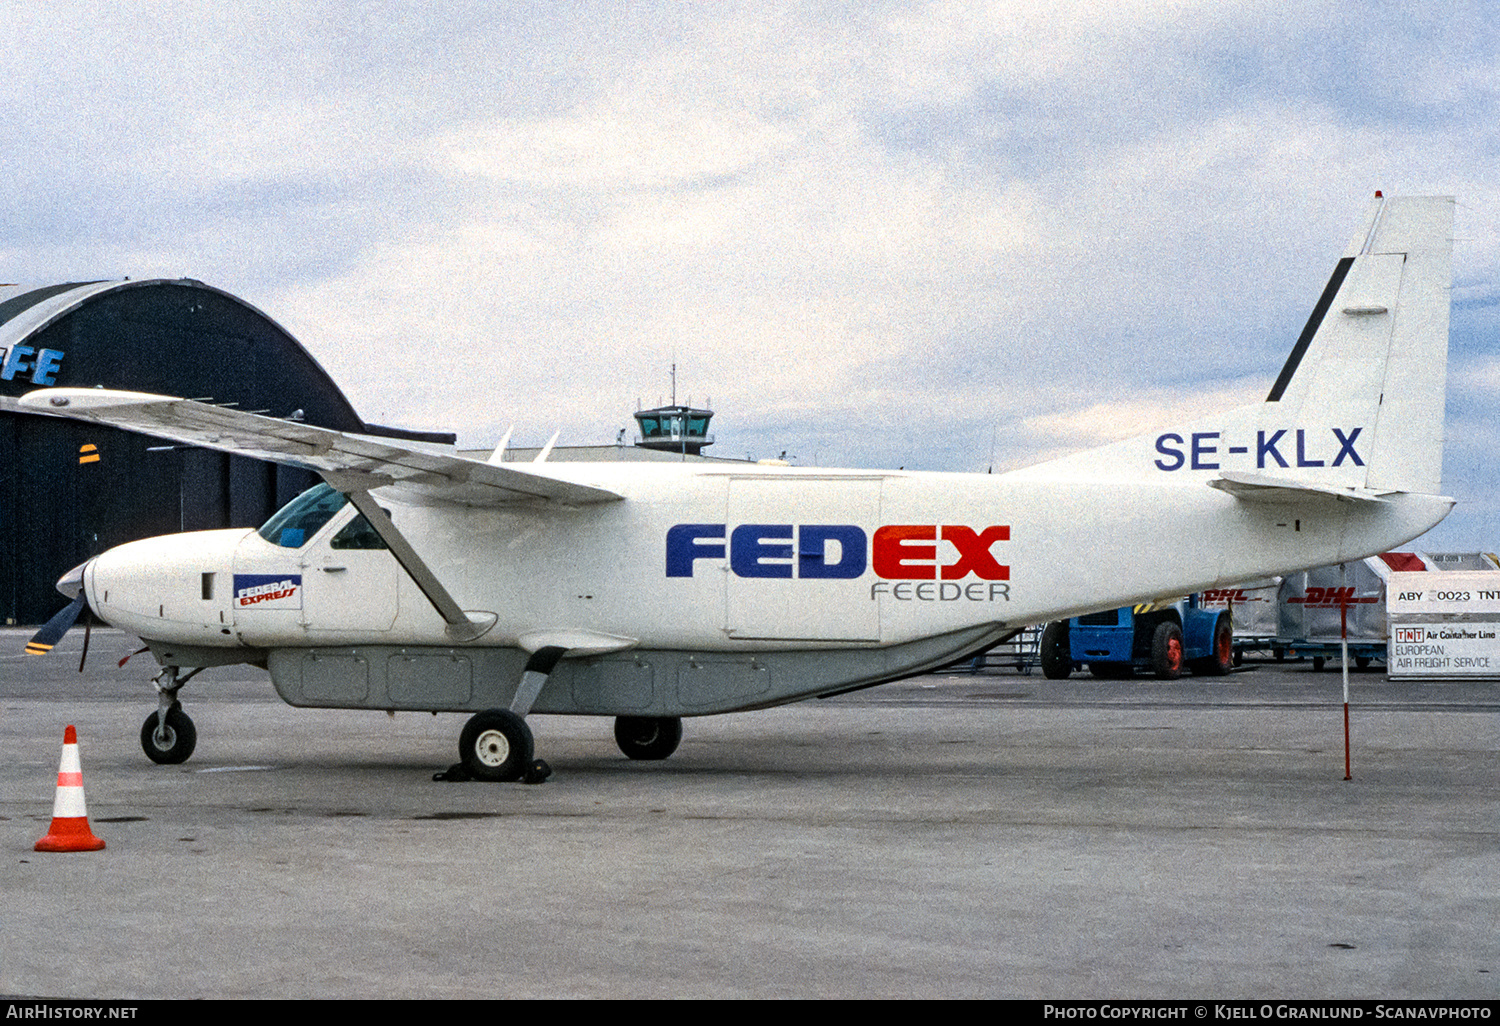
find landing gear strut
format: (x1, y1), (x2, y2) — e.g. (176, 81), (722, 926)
(141, 666), (203, 764)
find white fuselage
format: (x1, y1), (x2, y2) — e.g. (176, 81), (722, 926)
(83, 461), (1450, 662)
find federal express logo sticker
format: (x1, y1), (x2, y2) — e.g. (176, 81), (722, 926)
(233, 574), (302, 609)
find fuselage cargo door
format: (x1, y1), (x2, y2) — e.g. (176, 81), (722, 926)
(724, 476), (881, 641)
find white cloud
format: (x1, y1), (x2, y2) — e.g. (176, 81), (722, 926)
(439, 112), (793, 189)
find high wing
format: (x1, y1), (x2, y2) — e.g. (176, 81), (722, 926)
(17, 388), (624, 508)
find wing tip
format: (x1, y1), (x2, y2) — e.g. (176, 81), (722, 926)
(19, 387), (178, 414)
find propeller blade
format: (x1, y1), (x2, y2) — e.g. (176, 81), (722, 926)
(78, 607), (93, 673)
(25, 592), (87, 655)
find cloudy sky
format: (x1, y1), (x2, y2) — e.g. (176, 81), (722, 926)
(5, 1), (1498, 549)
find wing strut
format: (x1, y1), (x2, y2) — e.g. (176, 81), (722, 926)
(332, 480), (495, 642)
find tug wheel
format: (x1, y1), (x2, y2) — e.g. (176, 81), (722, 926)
(1151, 622), (1185, 680)
(1194, 616), (1234, 676)
(1039, 622), (1072, 680)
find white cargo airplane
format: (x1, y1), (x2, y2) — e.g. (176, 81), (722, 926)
(21, 195), (1455, 781)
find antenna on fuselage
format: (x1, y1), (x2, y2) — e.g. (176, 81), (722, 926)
(486, 425), (514, 466)
(533, 430), (560, 463)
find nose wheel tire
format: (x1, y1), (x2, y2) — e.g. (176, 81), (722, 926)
(614, 716), (683, 760)
(140, 703), (197, 764)
(459, 709), (534, 782)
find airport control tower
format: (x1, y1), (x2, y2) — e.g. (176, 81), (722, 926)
(633, 403), (714, 456)
(633, 365), (715, 456)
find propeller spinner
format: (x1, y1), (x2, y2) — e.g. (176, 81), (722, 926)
(25, 561), (91, 657)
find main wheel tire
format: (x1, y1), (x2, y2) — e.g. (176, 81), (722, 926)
(614, 716), (683, 760)
(459, 709), (534, 782)
(1354, 655), (1371, 669)
(1039, 621), (1072, 679)
(1194, 616), (1234, 676)
(1151, 621), (1185, 680)
(141, 703), (197, 764)
(1313, 656), (1327, 672)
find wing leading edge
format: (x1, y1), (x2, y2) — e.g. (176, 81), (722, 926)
(18, 388), (624, 508)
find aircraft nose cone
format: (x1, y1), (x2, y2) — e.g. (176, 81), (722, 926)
(85, 528), (252, 641)
(55, 560), (90, 599)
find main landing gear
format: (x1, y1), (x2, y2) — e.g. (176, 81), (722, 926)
(452, 645), (686, 780)
(453, 709), (685, 780)
(140, 666), (203, 764)
(454, 647), (565, 783)
(614, 716), (682, 760)
(458, 708), (538, 782)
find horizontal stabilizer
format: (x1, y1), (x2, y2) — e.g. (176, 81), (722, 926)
(18, 389), (624, 508)
(1207, 471), (1394, 505)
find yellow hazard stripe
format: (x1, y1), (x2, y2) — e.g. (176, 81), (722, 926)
(25, 642), (53, 655)
(79, 443), (100, 465)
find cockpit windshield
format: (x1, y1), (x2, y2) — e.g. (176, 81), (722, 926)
(257, 484), (349, 548)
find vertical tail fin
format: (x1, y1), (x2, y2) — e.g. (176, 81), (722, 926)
(1007, 194), (1454, 495)
(1263, 194), (1453, 494)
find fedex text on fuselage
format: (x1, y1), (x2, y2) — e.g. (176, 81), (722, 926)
(667, 523), (1010, 583)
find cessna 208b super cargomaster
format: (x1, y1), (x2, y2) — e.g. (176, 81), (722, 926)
(21, 195), (1455, 781)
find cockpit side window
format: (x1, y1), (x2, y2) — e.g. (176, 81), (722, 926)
(330, 508), (390, 550)
(256, 484), (349, 548)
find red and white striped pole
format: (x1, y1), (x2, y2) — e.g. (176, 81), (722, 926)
(1340, 563), (1352, 781)
(34, 725), (106, 853)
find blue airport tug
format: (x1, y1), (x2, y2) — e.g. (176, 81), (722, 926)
(1039, 596), (1233, 680)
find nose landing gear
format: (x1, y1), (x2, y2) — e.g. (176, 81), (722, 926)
(140, 666), (203, 764)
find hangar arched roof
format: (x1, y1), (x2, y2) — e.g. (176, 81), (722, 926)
(0, 278), (365, 431)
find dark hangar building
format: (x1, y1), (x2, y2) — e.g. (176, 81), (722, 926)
(0, 279), (442, 626)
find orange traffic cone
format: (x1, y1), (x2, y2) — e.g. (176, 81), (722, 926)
(35, 725), (106, 852)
